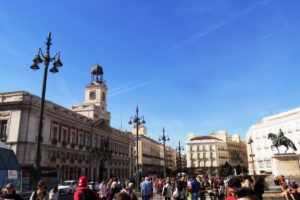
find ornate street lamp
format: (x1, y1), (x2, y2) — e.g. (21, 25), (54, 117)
(129, 105), (145, 191)
(176, 141), (184, 171)
(159, 127), (169, 178)
(248, 136), (256, 178)
(30, 32), (63, 180)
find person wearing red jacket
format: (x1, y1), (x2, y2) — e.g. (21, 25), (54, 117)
(74, 176), (99, 200)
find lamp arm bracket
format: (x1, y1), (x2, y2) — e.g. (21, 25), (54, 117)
(38, 48), (45, 59)
(51, 51), (60, 60)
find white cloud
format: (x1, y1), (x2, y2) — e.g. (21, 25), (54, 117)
(109, 80), (153, 97)
(187, 0), (273, 43)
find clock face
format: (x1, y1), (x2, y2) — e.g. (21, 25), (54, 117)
(89, 91), (96, 100)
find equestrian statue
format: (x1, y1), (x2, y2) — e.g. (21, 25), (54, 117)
(268, 129), (297, 154)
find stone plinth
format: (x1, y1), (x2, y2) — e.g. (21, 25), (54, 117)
(272, 154), (300, 176)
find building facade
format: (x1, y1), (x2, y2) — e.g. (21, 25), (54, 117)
(186, 134), (228, 175)
(186, 131), (247, 176)
(131, 125), (166, 177)
(212, 131), (248, 169)
(166, 146), (177, 172)
(176, 153), (187, 171)
(246, 107), (300, 175)
(0, 65), (134, 190)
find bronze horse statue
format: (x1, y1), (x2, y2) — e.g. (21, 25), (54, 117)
(268, 129), (297, 154)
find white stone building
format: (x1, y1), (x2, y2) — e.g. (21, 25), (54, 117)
(246, 107), (300, 175)
(186, 134), (229, 175)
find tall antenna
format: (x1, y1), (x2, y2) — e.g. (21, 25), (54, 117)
(120, 112), (123, 131)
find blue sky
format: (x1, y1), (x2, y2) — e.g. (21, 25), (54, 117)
(1, 0), (300, 148)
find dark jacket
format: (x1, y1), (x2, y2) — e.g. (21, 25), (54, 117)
(3, 191), (24, 200)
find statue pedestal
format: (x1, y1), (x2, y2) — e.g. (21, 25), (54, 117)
(272, 154), (300, 176)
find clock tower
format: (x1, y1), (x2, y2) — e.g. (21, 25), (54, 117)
(85, 64), (107, 109)
(71, 63), (111, 125)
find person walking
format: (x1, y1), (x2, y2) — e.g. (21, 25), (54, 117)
(29, 180), (49, 200)
(74, 176), (99, 200)
(189, 176), (200, 200)
(124, 183), (137, 200)
(162, 180), (172, 200)
(99, 180), (108, 200)
(173, 181), (186, 200)
(3, 183), (23, 200)
(49, 185), (59, 200)
(140, 177), (152, 200)
(107, 181), (121, 200)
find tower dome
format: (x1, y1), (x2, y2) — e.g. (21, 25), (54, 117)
(91, 64), (104, 76)
(91, 63), (104, 83)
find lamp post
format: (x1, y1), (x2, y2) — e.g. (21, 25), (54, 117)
(176, 141), (184, 171)
(30, 32), (63, 180)
(129, 105), (145, 191)
(248, 136), (256, 178)
(159, 127), (169, 178)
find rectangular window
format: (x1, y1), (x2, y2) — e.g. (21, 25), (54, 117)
(52, 126), (58, 140)
(0, 120), (7, 140)
(71, 130), (76, 144)
(266, 160), (271, 168)
(259, 161), (264, 168)
(51, 125), (58, 145)
(62, 128), (68, 142)
(94, 135), (98, 147)
(79, 133), (83, 146)
(86, 135), (90, 146)
(102, 92), (106, 102)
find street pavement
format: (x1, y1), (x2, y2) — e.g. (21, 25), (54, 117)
(137, 193), (162, 200)
(58, 192), (162, 200)
(59, 193), (74, 200)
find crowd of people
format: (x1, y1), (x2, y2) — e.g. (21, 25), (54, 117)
(69, 174), (265, 200)
(3, 173), (300, 200)
(137, 175), (264, 200)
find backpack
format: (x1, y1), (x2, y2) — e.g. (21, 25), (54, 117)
(82, 189), (98, 200)
(162, 186), (167, 196)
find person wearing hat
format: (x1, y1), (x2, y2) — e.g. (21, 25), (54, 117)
(74, 176), (99, 200)
(29, 180), (49, 200)
(3, 183), (23, 200)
